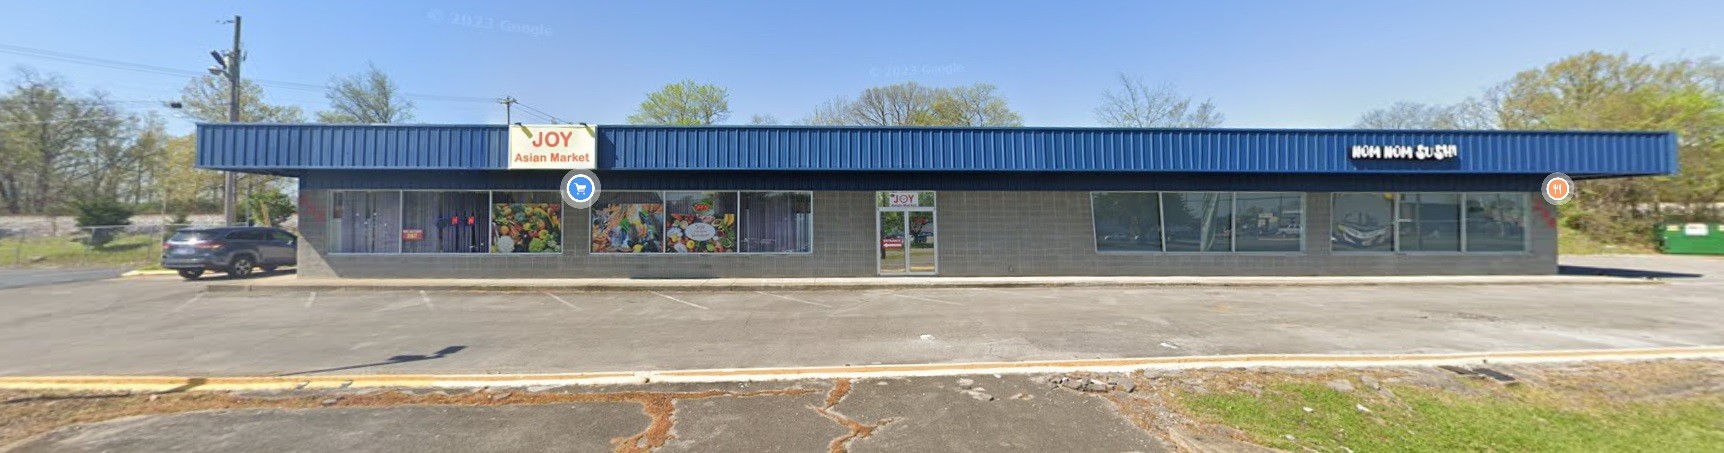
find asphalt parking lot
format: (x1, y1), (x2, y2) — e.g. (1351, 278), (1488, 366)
(4, 376), (1173, 453)
(1, 255), (1721, 376)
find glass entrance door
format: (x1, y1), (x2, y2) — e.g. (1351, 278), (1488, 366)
(878, 209), (936, 275)
(906, 211), (936, 273)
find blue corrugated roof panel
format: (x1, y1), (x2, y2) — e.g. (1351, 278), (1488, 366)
(197, 123), (505, 170)
(198, 124), (1677, 177)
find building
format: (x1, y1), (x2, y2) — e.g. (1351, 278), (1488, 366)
(197, 124), (1676, 278)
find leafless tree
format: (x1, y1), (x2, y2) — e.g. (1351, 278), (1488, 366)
(1094, 73), (1223, 128)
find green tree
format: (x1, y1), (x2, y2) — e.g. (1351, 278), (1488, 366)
(1095, 74), (1223, 128)
(238, 189), (295, 227)
(72, 197), (134, 247)
(316, 63), (416, 123)
(1489, 52), (1724, 244)
(0, 68), (148, 214)
(804, 82), (1023, 126)
(0, 69), (89, 213)
(177, 75), (305, 123)
(152, 134), (223, 213)
(918, 83), (1023, 126)
(627, 80), (730, 125)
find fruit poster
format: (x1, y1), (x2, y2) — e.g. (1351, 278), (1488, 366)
(665, 193), (736, 253)
(591, 201), (664, 253)
(492, 203), (562, 253)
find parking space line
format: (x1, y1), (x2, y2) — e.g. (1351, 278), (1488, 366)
(543, 291), (580, 310)
(756, 291), (833, 308)
(970, 287), (1059, 300)
(891, 293), (962, 306)
(419, 291), (436, 310)
(651, 291), (709, 310)
(170, 293), (204, 312)
(305, 291), (317, 308)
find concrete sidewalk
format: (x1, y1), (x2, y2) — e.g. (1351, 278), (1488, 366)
(202, 273), (1656, 292)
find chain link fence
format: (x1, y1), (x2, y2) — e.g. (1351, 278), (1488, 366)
(0, 223), (211, 268)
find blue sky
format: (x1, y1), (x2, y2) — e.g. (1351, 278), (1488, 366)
(2, 1), (1719, 133)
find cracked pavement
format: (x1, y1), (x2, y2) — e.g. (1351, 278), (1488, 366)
(4, 376), (1169, 453)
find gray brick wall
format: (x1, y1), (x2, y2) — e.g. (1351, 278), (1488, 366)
(936, 191), (1553, 276)
(296, 189), (1555, 278)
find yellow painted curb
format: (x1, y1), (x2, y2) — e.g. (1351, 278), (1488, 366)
(3, 346), (1720, 392)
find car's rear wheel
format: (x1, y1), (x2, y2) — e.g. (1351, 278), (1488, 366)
(178, 269), (204, 280)
(228, 256), (255, 278)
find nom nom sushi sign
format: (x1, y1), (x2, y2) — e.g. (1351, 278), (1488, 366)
(508, 124), (597, 169)
(1349, 144), (1458, 161)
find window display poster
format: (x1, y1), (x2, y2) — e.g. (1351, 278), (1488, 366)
(591, 201), (664, 253)
(666, 192), (736, 253)
(492, 203), (562, 253)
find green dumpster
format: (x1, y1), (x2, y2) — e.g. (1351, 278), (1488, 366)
(1659, 222), (1724, 255)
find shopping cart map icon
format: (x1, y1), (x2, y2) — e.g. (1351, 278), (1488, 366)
(567, 174), (596, 203)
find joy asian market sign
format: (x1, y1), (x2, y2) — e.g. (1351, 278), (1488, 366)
(1349, 144), (1458, 161)
(508, 124), (597, 169)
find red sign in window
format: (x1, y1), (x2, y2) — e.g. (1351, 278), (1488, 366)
(402, 229), (425, 242)
(881, 238), (903, 249)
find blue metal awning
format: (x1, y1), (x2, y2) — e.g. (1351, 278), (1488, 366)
(197, 124), (1677, 178)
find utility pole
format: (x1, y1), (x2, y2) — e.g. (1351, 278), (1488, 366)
(213, 15), (243, 226)
(499, 96), (517, 124)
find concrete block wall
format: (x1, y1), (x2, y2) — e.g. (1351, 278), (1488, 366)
(935, 191), (1555, 276)
(296, 189), (1555, 278)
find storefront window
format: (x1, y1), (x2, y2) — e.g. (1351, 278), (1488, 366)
(1465, 193), (1528, 252)
(1398, 193), (1462, 252)
(330, 191), (401, 254)
(590, 192), (666, 253)
(740, 192), (812, 253)
(492, 192), (562, 254)
(1331, 193), (1394, 252)
(663, 192), (738, 253)
(1234, 193), (1303, 252)
(1163, 192), (1232, 252)
(402, 192), (490, 254)
(1091, 192), (1163, 252)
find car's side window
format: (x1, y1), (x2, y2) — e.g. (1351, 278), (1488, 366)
(272, 231), (296, 242)
(229, 231), (262, 241)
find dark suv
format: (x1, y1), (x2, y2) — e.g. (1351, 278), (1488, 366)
(161, 227), (298, 280)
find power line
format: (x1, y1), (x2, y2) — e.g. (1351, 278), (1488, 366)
(0, 43), (498, 104)
(0, 116), (119, 127)
(514, 101), (567, 123)
(517, 109), (560, 124)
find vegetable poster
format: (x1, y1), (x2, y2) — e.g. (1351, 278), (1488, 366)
(492, 203), (562, 253)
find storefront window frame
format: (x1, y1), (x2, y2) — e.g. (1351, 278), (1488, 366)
(587, 190), (816, 257)
(490, 191), (566, 255)
(1089, 191), (1305, 254)
(400, 190), (495, 254)
(1089, 191), (1166, 254)
(1330, 192), (1534, 256)
(1395, 193), (1464, 253)
(1460, 192), (1532, 254)
(1230, 192), (1306, 253)
(1329, 192), (1400, 254)
(327, 190), (405, 255)
(739, 191), (816, 254)
(327, 190), (565, 257)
